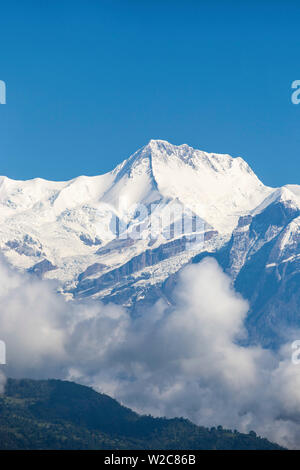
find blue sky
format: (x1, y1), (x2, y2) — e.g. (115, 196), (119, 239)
(0, 0), (299, 187)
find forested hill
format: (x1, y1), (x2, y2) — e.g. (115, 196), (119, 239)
(0, 378), (283, 450)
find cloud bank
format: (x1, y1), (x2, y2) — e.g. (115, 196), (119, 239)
(1, 256), (300, 448)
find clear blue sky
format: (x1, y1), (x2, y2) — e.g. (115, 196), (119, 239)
(0, 0), (299, 187)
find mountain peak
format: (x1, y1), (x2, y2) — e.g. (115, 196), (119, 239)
(109, 139), (272, 234)
(147, 138), (171, 146)
(145, 139), (192, 156)
(144, 140), (253, 174)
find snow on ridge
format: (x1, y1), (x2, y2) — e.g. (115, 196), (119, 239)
(251, 186), (300, 216)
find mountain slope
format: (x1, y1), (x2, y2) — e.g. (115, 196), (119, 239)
(0, 378), (283, 450)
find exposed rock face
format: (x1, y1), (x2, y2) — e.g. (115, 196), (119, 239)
(78, 263), (107, 282)
(73, 235), (211, 300)
(28, 259), (57, 277)
(79, 234), (102, 246)
(6, 235), (44, 258)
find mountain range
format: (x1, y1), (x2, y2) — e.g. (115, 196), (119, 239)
(1, 139), (300, 347)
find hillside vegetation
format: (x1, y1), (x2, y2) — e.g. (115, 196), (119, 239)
(0, 378), (283, 450)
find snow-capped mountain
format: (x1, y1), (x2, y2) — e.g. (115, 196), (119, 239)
(1, 139), (300, 346)
(0, 140), (271, 286)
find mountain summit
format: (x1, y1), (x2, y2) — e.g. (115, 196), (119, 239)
(108, 139), (272, 233)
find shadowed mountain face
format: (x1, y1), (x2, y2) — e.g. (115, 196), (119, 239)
(207, 195), (300, 348)
(0, 378), (283, 450)
(1, 140), (300, 346)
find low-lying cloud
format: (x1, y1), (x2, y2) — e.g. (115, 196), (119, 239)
(1, 256), (300, 448)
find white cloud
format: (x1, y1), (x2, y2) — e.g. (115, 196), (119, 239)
(1, 256), (300, 447)
(0, 258), (67, 378)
